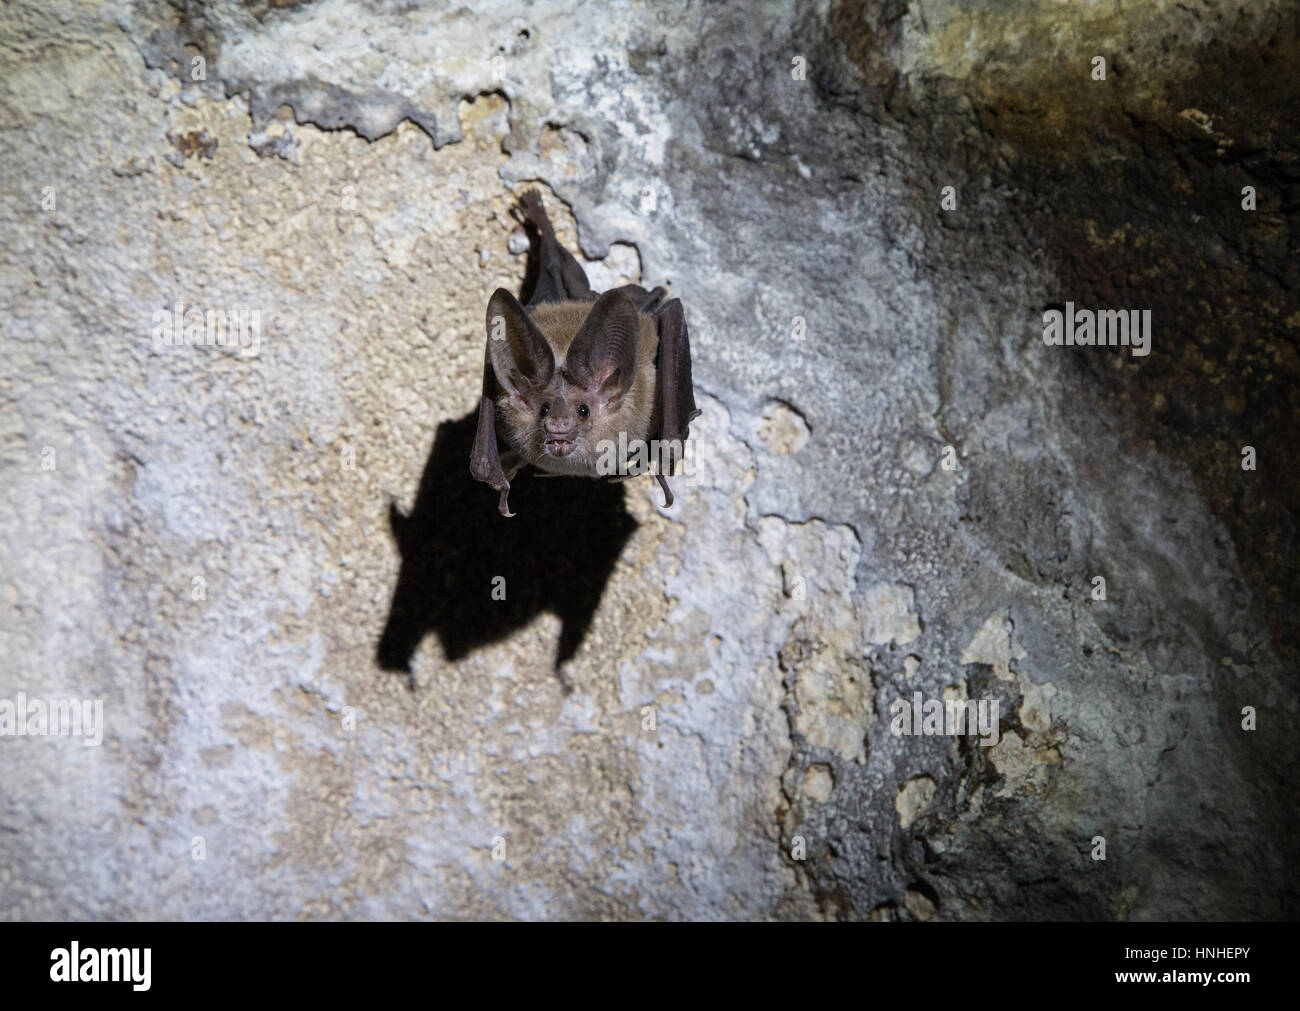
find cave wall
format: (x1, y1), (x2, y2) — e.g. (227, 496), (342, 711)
(0, 0), (1295, 920)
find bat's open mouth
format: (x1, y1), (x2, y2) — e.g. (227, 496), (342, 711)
(545, 438), (575, 457)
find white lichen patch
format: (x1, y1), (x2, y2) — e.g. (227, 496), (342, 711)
(896, 774), (937, 829)
(960, 611), (1026, 681)
(957, 615), (1063, 799)
(989, 731), (1062, 798)
(861, 583), (921, 647)
(1019, 679), (1057, 734)
(803, 764), (834, 803)
(582, 241), (643, 292)
(792, 664), (872, 764)
(754, 510), (868, 764)
(756, 400), (811, 456)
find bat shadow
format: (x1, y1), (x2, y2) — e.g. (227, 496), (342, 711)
(376, 410), (638, 689)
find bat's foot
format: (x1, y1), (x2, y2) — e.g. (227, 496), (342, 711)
(514, 188), (551, 235)
(655, 472), (674, 508)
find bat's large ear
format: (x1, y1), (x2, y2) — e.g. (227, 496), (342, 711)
(565, 289), (638, 410)
(486, 288), (554, 406)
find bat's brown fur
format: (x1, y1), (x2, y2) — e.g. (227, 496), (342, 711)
(471, 189), (697, 515)
(494, 301), (660, 479)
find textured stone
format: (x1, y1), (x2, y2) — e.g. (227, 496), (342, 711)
(1, 0), (1296, 921)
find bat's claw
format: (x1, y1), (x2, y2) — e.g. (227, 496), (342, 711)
(655, 472), (674, 509)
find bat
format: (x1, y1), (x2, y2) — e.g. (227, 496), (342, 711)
(470, 189), (699, 516)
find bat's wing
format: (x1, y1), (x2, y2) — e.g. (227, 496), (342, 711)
(651, 297), (700, 508)
(471, 286), (557, 517)
(473, 190), (590, 516)
(469, 355), (515, 517)
(515, 189), (594, 307)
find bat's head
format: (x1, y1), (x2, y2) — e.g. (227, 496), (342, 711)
(486, 288), (639, 475)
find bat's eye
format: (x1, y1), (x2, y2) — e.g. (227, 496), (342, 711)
(540, 403), (550, 417)
(577, 404), (590, 419)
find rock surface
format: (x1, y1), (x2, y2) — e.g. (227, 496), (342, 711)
(0, 0), (1295, 920)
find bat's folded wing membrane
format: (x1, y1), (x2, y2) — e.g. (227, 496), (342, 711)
(469, 359), (515, 517)
(652, 297), (700, 508)
(516, 189), (595, 307)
